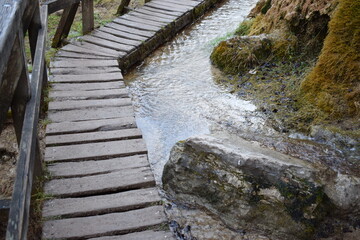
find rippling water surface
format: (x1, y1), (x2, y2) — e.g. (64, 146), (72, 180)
(125, 0), (263, 182)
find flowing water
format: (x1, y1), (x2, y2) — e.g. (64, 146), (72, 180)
(124, 0), (272, 183)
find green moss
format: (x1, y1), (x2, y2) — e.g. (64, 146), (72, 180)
(235, 19), (254, 36)
(300, 0), (360, 120)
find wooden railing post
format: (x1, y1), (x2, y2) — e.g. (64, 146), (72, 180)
(117, 0), (131, 15)
(82, 0), (94, 34)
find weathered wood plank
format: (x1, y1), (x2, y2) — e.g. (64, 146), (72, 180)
(51, 82), (124, 91)
(72, 41), (124, 57)
(48, 105), (134, 122)
(100, 26), (148, 41)
(90, 231), (175, 240)
(49, 98), (132, 110)
(45, 138), (147, 162)
(50, 66), (121, 75)
(43, 187), (160, 218)
(50, 88), (128, 100)
(141, 5), (183, 17)
(134, 7), (178, 20)
(129, 11), (175, 24)
(44, 166), (154, 197)
(113, 18), (161, 32)
(50, 72), (123, 83)
(61, 43), (118, 57)
(46, 117), (137, 135)
(82, 35), (135, 53)
(82, 0), (94, 34)
(106, 22), (156, 38)
(92, 30), (142, 46)
(50, 59), (119, 68)
(46, 154), (148, 177)
(42, 206), (167, 239)
(146, 1), (191, 14)
(55, 50), (116, 60)
(121, 14), (167, 28)
(158, 0), (199, 7)
(151, 0), (194, 11)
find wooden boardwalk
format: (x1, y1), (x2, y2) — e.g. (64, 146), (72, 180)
(42, 0), (219, 239)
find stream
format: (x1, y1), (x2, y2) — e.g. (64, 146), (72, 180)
(125, 0), (266, 183)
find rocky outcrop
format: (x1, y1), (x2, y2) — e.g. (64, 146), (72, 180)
(163, 135), (360, 240)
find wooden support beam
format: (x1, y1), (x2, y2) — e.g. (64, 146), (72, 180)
(52, 3), (79, 48)
(82, 0), (94, 34)
(117, 0), (131, 15)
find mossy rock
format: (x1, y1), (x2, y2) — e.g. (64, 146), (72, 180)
(210, 35), (272, 74)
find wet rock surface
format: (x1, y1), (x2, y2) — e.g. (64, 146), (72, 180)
(163, 134), (360, 240)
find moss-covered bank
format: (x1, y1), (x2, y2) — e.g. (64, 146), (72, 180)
(210, 0), (359, 143)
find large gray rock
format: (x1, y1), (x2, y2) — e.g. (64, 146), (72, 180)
(162, 134), (360, 240)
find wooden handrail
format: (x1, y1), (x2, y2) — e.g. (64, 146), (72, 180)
(0, 0), (48, 239)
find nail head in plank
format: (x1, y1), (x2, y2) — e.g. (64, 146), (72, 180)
(106, 22), (156, 38)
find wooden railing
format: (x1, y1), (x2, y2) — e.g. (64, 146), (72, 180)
(0, 0), (48, 238)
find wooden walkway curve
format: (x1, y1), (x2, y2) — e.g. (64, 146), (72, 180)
(42, 0), (220, 239)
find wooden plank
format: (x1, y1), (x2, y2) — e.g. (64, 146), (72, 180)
(82, 35), (135, 53)
(51, 3), (79, 48)
(90, 231), (175, 240)
(146, 2), (190, 15)
(72, 41), (125, 57)
(82, 0), (94, 34)
(121, 14), (167, 28)
(106, 22), (156, 38)
(157, 0), (199, 7)
(45, 139), (147, 162)
(43, 188), (161, 218)
(55, 50), (116, 60)
(50, 72), (123, 83)
(42, 206), (167, 239)
(49, 98), (132, 111)
(48, 106), (134, 122)
(46, 154), (148, 177)
(141, 5), (184, 17)
(129, 11), (175, 24)
(150, 0), (193, 11)
(46, 117), (137, 135)
(50, 59), (119, 68)
(51, 82), (124, 91)
(50, 66), (121, 75)
(61, 43), (118, 57)
(113, 18), (161, 32)
(134, 8), (177, 21)
(99, 26), (148, 41)
(44, 166), (154, 197)
(50, 88), (128, 100)
(92, 30), (142, 46)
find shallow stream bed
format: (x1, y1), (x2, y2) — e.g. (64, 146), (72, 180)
(125, 0), (263, 183)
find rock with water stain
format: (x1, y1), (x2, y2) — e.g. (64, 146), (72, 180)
(162, 134), (360, 240)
